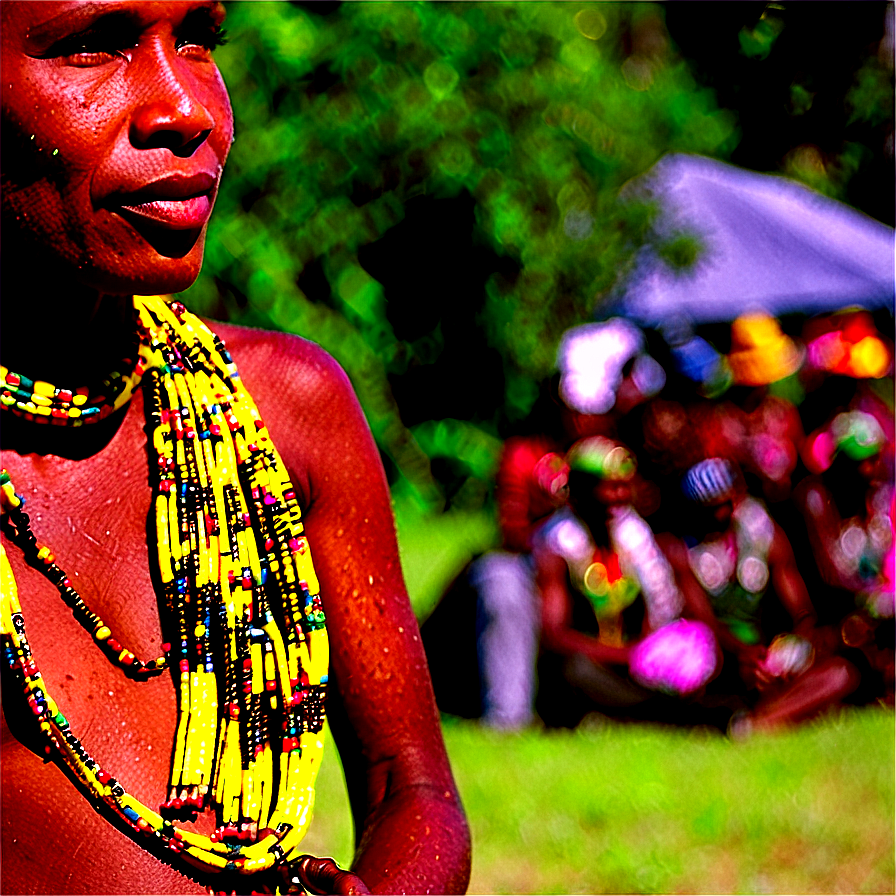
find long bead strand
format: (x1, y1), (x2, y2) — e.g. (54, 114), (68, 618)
(0, 294), (330, 881)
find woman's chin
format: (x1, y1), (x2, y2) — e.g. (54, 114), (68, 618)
(79, 243), (207, 297)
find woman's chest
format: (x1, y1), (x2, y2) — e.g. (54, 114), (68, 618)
(1, 432), (215, 893)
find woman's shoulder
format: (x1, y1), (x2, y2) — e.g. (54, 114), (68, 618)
(201, 319), (368, 495)
(207, 318), (351, 399)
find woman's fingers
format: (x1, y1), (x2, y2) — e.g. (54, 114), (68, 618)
(288, 855), (371, 895)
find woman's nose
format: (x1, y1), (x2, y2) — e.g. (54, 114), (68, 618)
(129, 47), (216, 155)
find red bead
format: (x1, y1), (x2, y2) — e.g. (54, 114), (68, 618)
(97, 769), (111, 784)
(179, 660), (190, 673)
(57, 389), (73, 403)
(107, 639), (122, 653)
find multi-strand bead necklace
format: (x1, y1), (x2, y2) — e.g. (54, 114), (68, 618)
(0, 296), (329, 883)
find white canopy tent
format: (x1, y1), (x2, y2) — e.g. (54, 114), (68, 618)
(612, 153), (895, 327)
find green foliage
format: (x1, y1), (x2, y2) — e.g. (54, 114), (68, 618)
(186, 2), (738, 499)
(738, 6), (785, 60)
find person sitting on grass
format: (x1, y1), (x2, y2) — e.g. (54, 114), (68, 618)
(676, 458), (860, 736)
(533, 436), (719, 729)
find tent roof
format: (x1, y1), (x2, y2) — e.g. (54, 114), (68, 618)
(614, 154), (895, 326)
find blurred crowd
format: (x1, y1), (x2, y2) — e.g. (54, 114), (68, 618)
(423, 307), (894, 737)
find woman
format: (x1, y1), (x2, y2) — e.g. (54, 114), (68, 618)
(0, 3), (470, 894)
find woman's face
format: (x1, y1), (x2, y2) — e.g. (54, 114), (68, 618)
(1, 1), (233, 295)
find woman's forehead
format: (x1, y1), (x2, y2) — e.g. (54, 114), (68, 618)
(2, 0), (225, 42)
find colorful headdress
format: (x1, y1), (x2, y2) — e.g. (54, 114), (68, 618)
(681, 457), (739, 505)
(804, 409), (889, 473)
(803, 309), (893, 379)
(557, 319), (665, 415)
(727, 311), (804, 386)
(567, 436), (636, 481)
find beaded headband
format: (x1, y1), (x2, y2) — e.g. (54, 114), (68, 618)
(0, 296), (329, 885)
(681, 457), (739, 505)
(567, 436), (636, 482)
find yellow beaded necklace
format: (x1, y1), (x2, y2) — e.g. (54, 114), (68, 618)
(0, 296), (329, 885)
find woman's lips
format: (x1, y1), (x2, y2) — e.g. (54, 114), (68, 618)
(117, 194), (212, 230)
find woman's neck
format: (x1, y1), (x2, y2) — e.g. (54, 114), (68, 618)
(1, 279), (137, 388)
(0, 264), (142, 460)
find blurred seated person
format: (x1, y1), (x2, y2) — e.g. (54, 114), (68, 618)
(471, 320), (666, 729)
(533, 437), (719, 728)
(795, 396), (894, 701)
(469, 435), (569, 729)
(723, 311), (808, 503)
(676, 458), (860, 735)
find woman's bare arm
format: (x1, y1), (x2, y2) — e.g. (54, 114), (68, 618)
(228, 328), (470, 894)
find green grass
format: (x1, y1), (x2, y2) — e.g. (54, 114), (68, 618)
(304, 504), (894, 893)
(303, 709), (894, 894)
(392, 498), (498, 621)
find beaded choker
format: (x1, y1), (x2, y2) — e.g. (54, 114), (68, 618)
(0, 296), (329, 885)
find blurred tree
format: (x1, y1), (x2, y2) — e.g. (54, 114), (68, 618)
(183, 1), (890, 507)
(664, 2), (894, 225)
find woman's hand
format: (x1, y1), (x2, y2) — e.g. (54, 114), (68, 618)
(283, 856), (370, 895)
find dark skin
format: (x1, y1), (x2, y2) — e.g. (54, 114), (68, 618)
(534, 478), (719, 671)
(0, 3), (470, 894)
(664, 493), (859, 730)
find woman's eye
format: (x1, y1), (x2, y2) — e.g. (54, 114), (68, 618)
(176, 25), (229, 58)
(63, 46), (125, 67)
(47, 26), (137, 67)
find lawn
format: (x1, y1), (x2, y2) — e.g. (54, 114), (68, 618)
(302, 708), (894, 894)
(296, 502), (895, 894)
